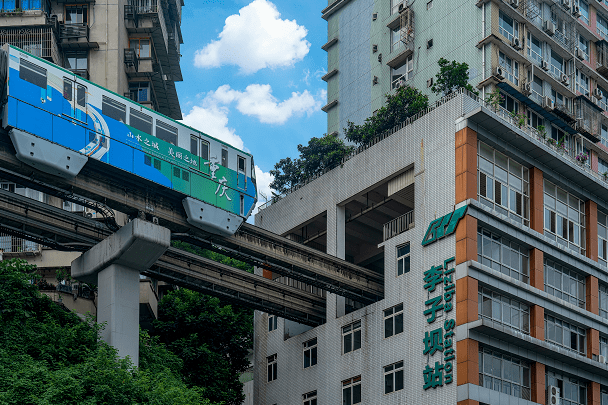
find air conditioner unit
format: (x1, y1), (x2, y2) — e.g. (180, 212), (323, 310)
(572, 4), (581, 17)
(591, 95), (599, 105)
(510, 0), (519, 7)
(523, 81), (532, 95)
(548, 385), (561, 405)
(600, 355), (607, 364)
(544, 20), (556, 36)
(512, 37), (522, 50)
(541, 60), (549, 70)
(594, 88), (603, 98)
(561, 74), (570, 86)
(561, 0), (570, 10)
(427, 77), (433, 87)
(398, 3), (405, 12)
(576, 47), (585, 59)
(544, 96), (555, 110)
(495, 66), (505, 79)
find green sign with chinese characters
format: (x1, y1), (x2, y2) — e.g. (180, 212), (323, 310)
(421, 205), (468, 246)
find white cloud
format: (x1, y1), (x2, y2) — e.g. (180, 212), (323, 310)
(194, 0), (310, 74)
(208, 84), (325, 125)
(181, 103), (245, 151)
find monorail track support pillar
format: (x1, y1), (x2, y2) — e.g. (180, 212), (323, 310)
(70, 219), (170, 366)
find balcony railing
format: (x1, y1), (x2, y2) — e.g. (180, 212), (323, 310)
(383, 210), (414, 241)
(124, 48), (139, 72)
(0, 233), (40, 255)
(0, 26), (60, 64)
(59, 23), (88, 40)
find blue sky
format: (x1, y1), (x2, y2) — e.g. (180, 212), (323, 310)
(175, 0), (328, 202)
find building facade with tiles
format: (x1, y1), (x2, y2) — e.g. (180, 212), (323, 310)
(253, 87), (608, 404)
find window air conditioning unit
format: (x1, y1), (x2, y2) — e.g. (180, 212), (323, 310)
(575, 47), (585, 59)
(561, 74), (570, 86)
(511, 37), (522, 50)
(561, 0), (570, 10)
(541, 59), (549, 70)
(523, 81), (532, 95)
(510, 0), (519, 7)
(600, 355), (607, 364)
(572, 4), (581, 17)
(548, 385), (561, 405)
(494, 66), (505, 80)
(544, 20), (556, 36)
(544, 96), (555, 110)
(398, 3), (405, 13)
(594, 88), (603, 98)
(372, 44), (378, 53)
(591, 95), (599, 105)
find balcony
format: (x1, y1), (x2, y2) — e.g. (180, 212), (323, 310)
(0, 233), (40, 256)
(59, 23), (98, 49)
(383, 210), (414, 241)
(0, 25), (60, 64)
(597, 40), (608, 79)
(124, 48), (158, 77)
(575, 96), (603, 142)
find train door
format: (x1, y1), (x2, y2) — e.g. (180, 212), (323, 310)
(62, 78), (87, 124)
(237, 155), (246, 190)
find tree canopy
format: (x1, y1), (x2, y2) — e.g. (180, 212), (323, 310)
(430, 57), (479, 96)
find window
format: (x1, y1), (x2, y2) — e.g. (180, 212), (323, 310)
(390, 0), (404, 14)
(65, 4), (88, 24)
(550, 50), (565, 79)
(391, 27), (404, 52)
(527, 110), (543, 130)
(544, 314), (586, 355)
(384, 303), (404, 338)
(63, 79), (72, 101)
(129, 81), (152, 103)
(578, 34), (589, 61)
(603, 125), (608, 148)
(396, 243), (410, 276)
(600, 159), (608, 177)
(267, 354), (277, 382)
(546, 369), (587, 405)
(342, 320), (361, 354)
(201, 140), (209, 161)
(477, 227), (529, 282)
(527, 33), (543, 66)
(499, 92), (519, 114)
(577, 70), (589, 96)
(391, 55), (413, 89)
(19, 59), (46, 89)
(599, 14), (608, 40)
(478, 141), (530, 225)
(479, 347), (531, 400)
(191, 136), (210, 161)
(478, 286), (530, 334)
(102, 96), (126, 123)
(76, 84), (86, 108)
(599, 211), (608, 267)
(530, 75), (543, 104)
(499, 11), (518, 42)
(156, 121), (177, 145)
(601, 335), (608, 360)
(345, 298), (364, 315)
(130, 38), (151, 58)
(268, 314), (277, 332)
(303, 338), (317, 369)
(384, 361), (404, 394)
(599, 87), (608, 111)
(528, 0), (543, 27)
(240, 195), (244, 216)
(190, 136), (197, 156)
(544, 259), (585, 308)
(64, 51), (87, 73)
(543, 180), (586, 255)
(499, 51), (519, 85)
(342, 376), (361, 405)
(129, 109), (153, 135)
(602, 386), (608, 405)
(579, 0), (590, 25)
(238, 156), (246, 173)
(302, 391), (317, 405)
(221, 148), (228, 167)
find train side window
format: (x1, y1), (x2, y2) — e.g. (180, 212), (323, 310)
(182, 170), (189, 181)
(238, 156), (246, 174)
(221, 148), (228, 167)
(63, 79), (72, 101)
(129, 109), (152, 135)
(153, 158), (161, 170)
(156, 121), (177, 145)
(190, 136), (197, 156)
(173, 167), (180, 178)
(76, 85), (86, 108)
(102, 95), (126, 123)
(201, 140), (209, 161)
(144, 155), (151, 166)
(19, 59), (46, 89)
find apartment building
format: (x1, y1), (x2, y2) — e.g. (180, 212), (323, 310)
(0, 0), (184, 321)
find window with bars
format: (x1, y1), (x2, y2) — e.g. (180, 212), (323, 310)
(577, 69), (590, 96)
(543, 180), (586, 255)
(384, 361), (404, 394)
(477, 227), (529, 283)
(478, 286), (530, 334)
(544, 314), (586, 355)
(599, 284), (608, 320)
(342, 376), (361, 405)
(544, 259), (586, 308)
(267, 354), (277, 382)
(479, 347), (531, 400)
(478, 141), (530, 226)
(384, 303), (404, 338)
(546, 369), (587, 405)
(303, 338), (317, 369)
(342, 320), (362, 354)
(599, 211), (608, 267)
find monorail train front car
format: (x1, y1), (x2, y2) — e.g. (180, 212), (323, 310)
(0, 44), (257, 236)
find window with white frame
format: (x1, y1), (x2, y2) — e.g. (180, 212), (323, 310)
(396, 243), (410, 276)
(499, 91), (519, 114)
(499, 51), (519, 85)
(601, 335), (608, 360)
(544, 259), (586, 308)
(384, 303), (404, 338)
(599, 211), (608, 267)
(577, 69), (589, 96)
(527, 33), (543, 66)
(599, 86), (608, 111)
(477, 227), (529, 283)
(477, 141), (530, 226)
(391, 55), (413, 89)
(602, 124), (608, 147)
(543, 180), (586, 255)
(267, 354), (277, 382)
(579, 0), (590, 25)
(551, 88), (569, 111)
(531, 75), (543, 104)
(479, 347), (531, 399)
(302, 391), (317, 405)
(599, 14), (608, 40)
(342, 376), (361, 405)
(550, 125), (569, 146)
(499, 10), (519, 42)
(342, 320), (361, 354)
(268, 314), (277, 332)
(528, 109), (544, 130)
(391, 27), (403, 52)
(601, 284), (608, 320)
(600, 159), (608, 176)
(550, 49), (565, 80)
(546, 369), (587, 405)
(478, 286), (530, 334)
(544, 314), (586, 355)
(303, 338), (317, 369)
(384, 361), (404, 394)
(578, 34), (590, 61)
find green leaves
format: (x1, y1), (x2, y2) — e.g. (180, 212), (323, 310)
(431, 58), (479, 97)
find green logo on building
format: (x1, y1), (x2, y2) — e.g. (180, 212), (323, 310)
(421, 205), (468, 246)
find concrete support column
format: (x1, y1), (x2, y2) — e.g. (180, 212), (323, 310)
(326, 205), (346, 319)
(456, 338), (479, 386)
(529, 248), (544, 290)
(586, 200), (598, 262)
(587, 275), (599, 315)
(71, 219), (170, 366)
(455, 215), (477, 265)
(587, 328), (600, 360)
(455, 127), (477, 204)
(456, 276), (478, 326)
(588, 381), (601, 405)
(530, 305), (544, 341)
(529, 167), (544, 234)
(531, 362), (546, 404)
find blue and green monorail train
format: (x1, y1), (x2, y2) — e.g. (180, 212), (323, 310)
(0, 44), (257, 236)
